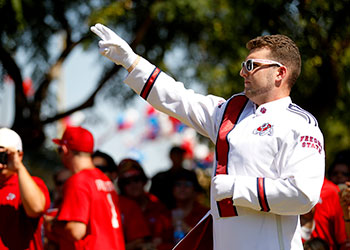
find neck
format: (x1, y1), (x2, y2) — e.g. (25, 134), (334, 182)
(252, 93), (289, 106)
(70, 156), (95, 174)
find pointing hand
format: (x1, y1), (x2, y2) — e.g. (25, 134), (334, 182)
(90, 23), (138, 70)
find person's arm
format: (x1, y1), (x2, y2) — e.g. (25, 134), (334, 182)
(90, 23), (226, 142)
(47, 218), (87, 242)
(6, 147), (46, 217)
(54, 174), (91, 243)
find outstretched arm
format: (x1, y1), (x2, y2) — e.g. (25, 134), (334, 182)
(91, 23), (226, 141)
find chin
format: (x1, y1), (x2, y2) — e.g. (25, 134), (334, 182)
(244, 90), (253, 98)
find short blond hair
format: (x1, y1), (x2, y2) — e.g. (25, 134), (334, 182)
(246, 34), (301, 88)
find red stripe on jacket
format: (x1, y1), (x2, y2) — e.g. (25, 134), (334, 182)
(141, 67), (161, 100)
(257, 177), (270, 212)
(215, 95), (248, 217)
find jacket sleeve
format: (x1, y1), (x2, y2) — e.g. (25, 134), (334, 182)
(124, 57), (225, 142)
(232, 123), (325, 215)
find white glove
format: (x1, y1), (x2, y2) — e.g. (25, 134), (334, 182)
(212, 175), (235, 201)
(90, 23), (138, 70)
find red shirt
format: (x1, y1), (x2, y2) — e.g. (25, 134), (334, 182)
(57, 168), (125, 250)
(183, 201), (209, 229)
(143, 193), (173, 242)
(311, 178), (347, 249)
(121, 193), (173, 249)
(0, 174), (50, 250)
(118, 196), (150, 242)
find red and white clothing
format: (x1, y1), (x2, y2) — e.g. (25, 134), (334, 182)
(0, 174), (50, 250)
(301, 178), (347, 249)
(57, 168), (125, 250)
(124, 58), (325, 250)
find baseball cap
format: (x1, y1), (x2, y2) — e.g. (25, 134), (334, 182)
(0, 128), (23, 152)
(52, 126), (94, 153)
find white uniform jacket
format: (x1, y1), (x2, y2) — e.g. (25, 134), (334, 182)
(124, 58), (325, 250)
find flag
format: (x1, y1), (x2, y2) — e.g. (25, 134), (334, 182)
(172, 212), (213, 250)
(144, 105), (160, 140)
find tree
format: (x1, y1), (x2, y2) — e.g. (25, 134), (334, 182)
(1, 0), (349, 166)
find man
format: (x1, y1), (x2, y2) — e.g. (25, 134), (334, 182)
(327, 150), (350, 186)
(0, 127), (50, 249)
(47, 126), (125, 249)
(92, 150), (119, 182)
(150, 146), (195, 209)
(91, 24), (325, 250)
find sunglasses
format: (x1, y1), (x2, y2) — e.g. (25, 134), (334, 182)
(241, 59), (283, 72)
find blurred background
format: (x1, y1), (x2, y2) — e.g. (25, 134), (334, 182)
(0, 0), (349, 190)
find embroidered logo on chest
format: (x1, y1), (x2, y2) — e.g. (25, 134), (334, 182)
(253, 123), (274, 136)
(6, 193), (16, 201)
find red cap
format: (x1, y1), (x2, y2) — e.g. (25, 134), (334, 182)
(52, 126), (94, 153)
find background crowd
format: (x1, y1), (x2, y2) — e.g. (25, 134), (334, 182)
(0, 126), (349, 250)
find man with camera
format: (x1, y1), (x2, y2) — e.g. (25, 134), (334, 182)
(0, 127), (51, 250)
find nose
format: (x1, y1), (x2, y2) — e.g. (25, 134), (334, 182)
(240, 67), (248, 78)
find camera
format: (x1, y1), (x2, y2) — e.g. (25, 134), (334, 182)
(0, 151), (8, 164)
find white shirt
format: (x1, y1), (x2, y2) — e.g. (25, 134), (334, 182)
(125, 58), (325, 250)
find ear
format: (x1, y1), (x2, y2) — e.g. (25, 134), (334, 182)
(61, 145), (70, 155)
(18, 151), (24, 160)
(275, 66), (287, 87)
(276, 66), (287, 81)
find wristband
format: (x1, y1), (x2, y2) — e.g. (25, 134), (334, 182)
(127, 55), (141, 73)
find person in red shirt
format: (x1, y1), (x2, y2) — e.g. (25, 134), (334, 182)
(46, 126), (125, 250)
(118, 158), (174, 250)
(300, 178), (347, 250)
(92, 150), (151, 249)
(0, 127), (51, 250)
(328, 150), (350, 186)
